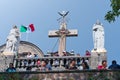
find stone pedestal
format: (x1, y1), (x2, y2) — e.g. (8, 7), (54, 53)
(1, 52), (15, 71)
(90, 49), (107, 69)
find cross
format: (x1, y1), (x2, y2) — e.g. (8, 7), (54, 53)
(48, 11), (78, 56)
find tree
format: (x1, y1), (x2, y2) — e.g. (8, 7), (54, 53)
(105, 0), (120, 23)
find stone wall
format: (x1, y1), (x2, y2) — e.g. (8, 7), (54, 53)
(0, 70), (120, 80)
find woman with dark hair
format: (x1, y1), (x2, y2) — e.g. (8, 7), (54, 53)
(98, 60), (107, 70)
(69, 59), (77, 70)
(82, 62), (89, 70)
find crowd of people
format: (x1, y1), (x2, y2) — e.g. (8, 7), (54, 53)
(5, 51), (120, 72)
(6, 59), (120, 72)
(97, 60), (120, 70)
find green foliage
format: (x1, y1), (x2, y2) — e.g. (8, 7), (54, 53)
(105, 0), (120, 23)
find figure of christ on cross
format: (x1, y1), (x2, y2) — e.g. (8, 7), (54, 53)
(48, 11), (78, 56)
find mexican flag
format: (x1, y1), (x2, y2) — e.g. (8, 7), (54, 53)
(20, 25), (27, 32)
(20, 24), (35, 32)
(29, 24), (35, 32)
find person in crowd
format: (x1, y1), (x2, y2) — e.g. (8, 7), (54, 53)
(108, 60), (120, 69)
(85, 50), (91, 56)
(76, 58), (80, 67)
(26, 66), (32, 71)
(78, 64), (83, 70)
(37, 59), (41, 67)
(40, 60), (47, 71)
(65, 64), (69, 70)
(6, 63), (16, 72)
(85, 58), (89, 66)
(33, 59), (36, 67)
(70, 50), (75, 56)
(69, 59), (77, 70)
(63, 51), (67, 56)
(26, 60), (32, 71)
(54, 59), (59, 68)
(98, 60), (107, 70)
(82, 62), (89, 70)
(55, 53), (59, 56)
(46, 61), (52, 71)
(63, 59), (67, 68)
(26, 52), (33, 58)
(81, 58), (85, 64)
(34, 54), (38, 58)
(23, 59), (27, 68)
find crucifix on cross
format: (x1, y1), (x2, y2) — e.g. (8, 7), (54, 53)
(48, 11), (78, 56)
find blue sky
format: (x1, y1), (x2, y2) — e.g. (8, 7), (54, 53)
(0, 0), (120, 65)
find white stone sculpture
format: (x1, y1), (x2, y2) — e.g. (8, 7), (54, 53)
(4, 26), (20, 54)
(93, 20), (104, 50)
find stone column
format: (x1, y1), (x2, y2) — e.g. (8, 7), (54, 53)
(90, 49), (107, 69)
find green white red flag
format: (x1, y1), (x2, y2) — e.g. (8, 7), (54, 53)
(29, 24), (35, 32)
(20, 24), (35, 32)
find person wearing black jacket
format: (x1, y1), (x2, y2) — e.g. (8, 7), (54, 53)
(108, 60), (120, 69)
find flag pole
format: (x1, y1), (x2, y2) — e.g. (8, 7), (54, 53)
(26, 26), (29, 41)
(26, 32), (29, 41)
